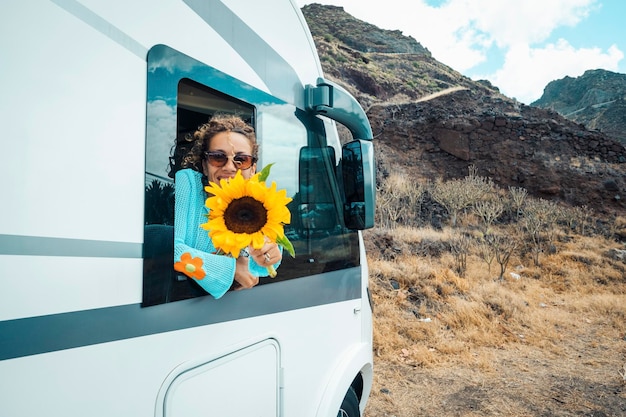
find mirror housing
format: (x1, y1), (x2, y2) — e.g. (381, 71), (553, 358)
(342, 140), (375, 229)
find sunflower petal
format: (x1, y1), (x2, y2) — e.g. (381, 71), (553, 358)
(250, 232), (266, 250)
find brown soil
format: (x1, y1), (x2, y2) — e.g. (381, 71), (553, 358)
(362, 256), (626, 416)
(365, 330), (626, 417)
(360, 221), (626, 417)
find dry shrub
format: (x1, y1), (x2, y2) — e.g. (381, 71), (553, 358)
(369, 258), (404, 283)
(376, 172), (425, 228)
(613, 215), (626, 239)
(438, 298), (499, 337)
(389, 225), (427, 241)
(397, 344), (440, 367)
(393, 224), (453, 242)
(473, 281), (527, 321)
(372, 295), (439, 364)
(431, 267), (470, 296)
(456, 211), (480, 228)
(538, 243), (625, 294)
(390, 256), (435, 288)
(567, 293), (626, 330)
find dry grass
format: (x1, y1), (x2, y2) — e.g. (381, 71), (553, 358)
(363, 225), (626, 417)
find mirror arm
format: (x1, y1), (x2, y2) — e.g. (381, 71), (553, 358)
(305, 78), (373, 141)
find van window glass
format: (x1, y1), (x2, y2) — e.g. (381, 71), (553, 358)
(142, 45), (359, 307)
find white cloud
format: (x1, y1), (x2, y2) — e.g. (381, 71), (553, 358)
(402, 0), (599, 71)
(146, 99), (177, 180)
(482, 40), (624, 104)
(461, 0), (597, 46)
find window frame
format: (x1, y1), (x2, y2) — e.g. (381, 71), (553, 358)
(142, 45), (360, 307)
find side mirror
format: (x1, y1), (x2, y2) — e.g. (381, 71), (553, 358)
(342, 140), (375, 229)
(305, 77), (376, 230)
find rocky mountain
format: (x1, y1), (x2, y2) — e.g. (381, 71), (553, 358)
(301, 4), (626, 218)
(532, 69), (626, 144)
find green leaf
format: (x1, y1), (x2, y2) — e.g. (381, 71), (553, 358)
(276, 234), (295, 258)
(258, 163), (274, 182)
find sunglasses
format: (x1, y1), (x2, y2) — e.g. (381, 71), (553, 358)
(204, 151), (257, 170)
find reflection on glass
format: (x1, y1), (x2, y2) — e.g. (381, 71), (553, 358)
(299, 203), (338, 231)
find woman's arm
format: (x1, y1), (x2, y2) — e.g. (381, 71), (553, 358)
(173, 169), (236, 299)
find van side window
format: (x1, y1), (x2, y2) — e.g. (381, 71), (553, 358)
(142, 45), (359, 307)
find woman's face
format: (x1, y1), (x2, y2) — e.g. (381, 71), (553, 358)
(202, 131), (256, 184)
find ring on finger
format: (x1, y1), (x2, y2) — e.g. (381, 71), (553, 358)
(264, 252), (271, 262)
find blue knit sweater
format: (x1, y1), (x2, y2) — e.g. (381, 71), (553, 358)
(174, 169), (276, 299)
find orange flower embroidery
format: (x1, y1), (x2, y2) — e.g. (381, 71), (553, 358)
(174, 252), (206, 280)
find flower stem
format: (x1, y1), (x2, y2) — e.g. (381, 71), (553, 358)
(267, 265), (277, 278)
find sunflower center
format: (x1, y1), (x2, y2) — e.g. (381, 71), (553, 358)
(223, 196), (268, 234)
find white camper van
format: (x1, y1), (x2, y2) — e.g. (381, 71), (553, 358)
(0, 0), (375, 416)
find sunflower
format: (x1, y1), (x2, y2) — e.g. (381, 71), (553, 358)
(201, 166), (293, 260)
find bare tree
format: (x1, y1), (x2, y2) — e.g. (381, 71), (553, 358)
(431, 166), (494, 227)
(477, 237), (496, 274)
(520, 198), (559, 266)
(572, 204), (594, 236)
(376, 173), (425, 228)
(473, 199), (504, 235)
(507, 186), (527, 220)
(431, 178), (470, 227)
(450, 233), (471, 277)
(487, 233), (518, 281)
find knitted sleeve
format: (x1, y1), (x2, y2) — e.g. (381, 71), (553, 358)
(173, 169), (235, 299)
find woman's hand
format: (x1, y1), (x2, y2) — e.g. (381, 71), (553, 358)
(233, 241), (282, 290)
(232, 255), (259, 290)
(250, 241), (282, 267)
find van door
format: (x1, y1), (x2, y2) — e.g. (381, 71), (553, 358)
(162, 339), (281, 416)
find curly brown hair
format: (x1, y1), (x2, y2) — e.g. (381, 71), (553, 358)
(180, 114), (258, 173)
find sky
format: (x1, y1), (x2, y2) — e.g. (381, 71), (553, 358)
(295, 0), (626, 104)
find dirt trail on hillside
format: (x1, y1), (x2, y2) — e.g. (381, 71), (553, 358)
(416, 86), (468, 103)
(372, 86), (469, 110)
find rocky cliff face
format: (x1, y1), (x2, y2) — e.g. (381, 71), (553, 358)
(532, 69), (626, 144)
(302, 4), (626, 217)
(369, 89), (626, 215)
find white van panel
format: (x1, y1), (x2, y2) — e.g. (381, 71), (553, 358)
(0, 0), (145, 242)
(1, 333), (168, 416)
(0, 256), (142, 321)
